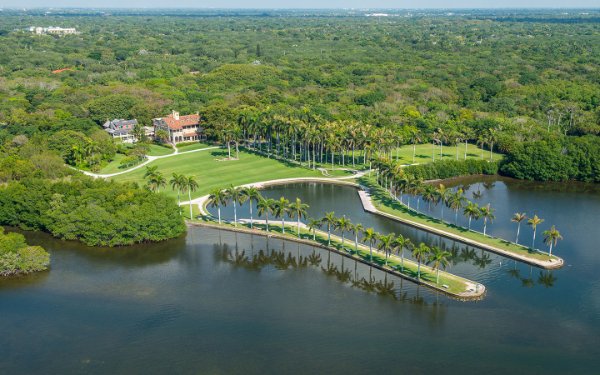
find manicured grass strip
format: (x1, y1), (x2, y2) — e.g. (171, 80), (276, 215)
(112, 148), (323, 199)
(147, 144), (176, 156)
(196, 217), (479, 296)
(391, 143), (503, 165)
(176, 142), (213, 152)
(359, 176), (558, 263)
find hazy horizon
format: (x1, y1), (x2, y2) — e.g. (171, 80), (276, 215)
(0, 1), (598, 10)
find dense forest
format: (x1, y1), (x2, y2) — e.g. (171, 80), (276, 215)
(0, 128), (186, 246)
(0, 9), (598, 181)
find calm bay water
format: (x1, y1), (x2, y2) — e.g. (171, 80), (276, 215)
(1, 176), (600, 374)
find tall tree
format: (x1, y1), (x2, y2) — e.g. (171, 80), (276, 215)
(208, 188), (228, 224)
(170, 173), (185, 207)
(543, 225), (563, 256)
(393, 234), (412, 271)
(511, 212), (527, 244)
(412, 243), (431, 280)
(479, 203), (495, 236)
(377, 233), (395, 266)
(527, 214), (545, 249)
(335, 216), (352, 249)
(241, 187), (261, 229)
(227, 185), (245, 227)
(184, 176), (199, 219)
(257, 198), (276, 232)
(463, 202), (480, 230)
(362, 227), (378, 261)
(307, 217), (321, 241)
(321, 212), (337, 246)
(273, 197), (290, 234)
(288, 197), (309, 237)
(428, 246), (451, 284)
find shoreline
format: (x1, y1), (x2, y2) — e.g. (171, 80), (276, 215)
(192, 176), (563, 270)
(356, 189), (564, 270)
(187, 220), (486, 301)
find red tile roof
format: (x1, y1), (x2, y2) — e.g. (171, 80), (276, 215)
(162, 113), (200, 131)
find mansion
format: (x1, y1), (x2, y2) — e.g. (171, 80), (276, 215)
(153, 111), (203, 144)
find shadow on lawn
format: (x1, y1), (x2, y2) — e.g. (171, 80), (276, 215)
(243, 147), (319, 169)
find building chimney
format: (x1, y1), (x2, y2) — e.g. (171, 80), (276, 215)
(172, 110), (180, 120)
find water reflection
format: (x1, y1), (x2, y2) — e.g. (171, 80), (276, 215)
(214, 238), (448, 307)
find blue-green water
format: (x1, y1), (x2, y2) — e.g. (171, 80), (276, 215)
(1, 176), (599, 374)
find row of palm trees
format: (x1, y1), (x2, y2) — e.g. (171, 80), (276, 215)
(208, 186), (309, 235)
(372, 158), (564, 254)
(206, 188), (452, 285)
(311, 212), (451, 284)
(144, 166), (198, 218)
(205, 106), (499, 170)
(511, 213), (563, 255)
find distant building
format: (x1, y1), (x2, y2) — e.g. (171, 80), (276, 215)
(103, 119), (139, 143)
(153, 111), (203, 144)
(29, 26), (77, 36)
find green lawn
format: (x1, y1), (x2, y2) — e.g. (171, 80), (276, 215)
(112, 148), (323, 199)
(147, 144), (175, 156)
(97, 154), (129, 174)
(176, 142), (213, 152)
(391, 143), (503, 165)
(359, 177), (559, 263)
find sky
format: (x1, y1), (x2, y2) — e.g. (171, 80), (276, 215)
(0, 1), (597, 9)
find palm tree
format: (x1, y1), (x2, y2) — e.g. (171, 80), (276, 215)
(184, 176), (199, 219)
(208, 188), (228, 224)
(321, 212), (337, 246)
(288, 197), (309, 237)
(410, 128), (421, 164)
(527, 214), (545, 249)
(377, 233), (395, 266)
(273, 197), (290, 234)
(511, 212), (527, 244)
(335, 216), (352, 250)
(463, 202), (480, 230)
(146, 172), (166, 193)
(307, 218), (321, 241)
(362, 228), (378, 261)
(436, 184), (451, 221)
(422, 184), (437, 212)
(170, 173), (186, 207)
(227, 185), (245, 227)
(144, 165), (159, 179)
(543, 225), (563, 256)
(257, 198), (276, 232)
(241, 187), (262, 229)
(479, 203), (495, 236)
(392, 234), (411, 270)
(352, 223), (364, 254)
(428, 246), (452, 284)
(448, 189), (467, 224)
(412, 243), (431, 280)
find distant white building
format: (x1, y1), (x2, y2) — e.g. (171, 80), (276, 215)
(29, 26), (77, 36)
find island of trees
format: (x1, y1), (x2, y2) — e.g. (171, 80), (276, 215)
(0, 228), (50, 277)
